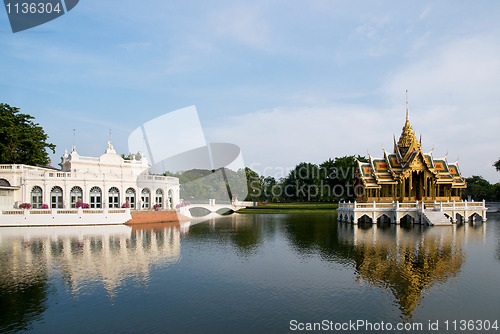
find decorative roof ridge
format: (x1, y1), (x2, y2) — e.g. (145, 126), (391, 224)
(393, 134), (403, 163)
(368, 155), (379, 181)
(383, 148), (399, 178)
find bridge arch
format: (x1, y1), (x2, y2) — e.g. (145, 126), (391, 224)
(468, 212), (485, 223)
(399, 213), (417, 225)
(357, 214), (373, 224)
(376, 213), (392, 224)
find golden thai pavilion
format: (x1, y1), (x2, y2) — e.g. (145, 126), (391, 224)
(355, 109), (467, 203)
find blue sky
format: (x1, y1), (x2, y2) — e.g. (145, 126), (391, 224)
(1, 1), (499, 182)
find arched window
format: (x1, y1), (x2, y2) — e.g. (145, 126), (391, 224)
(0, 179), (10, 186)
(141, 188), (150, 209)
(50, 186), (63, 209)
(31, 186), (43, 209)
(155, 189), (163, 209)
(108, 187), (120, 208)
(70, 186), (83, 208)
(90, 187), (102, 208)
(126, 188), (136, 209)
(167, 189), (174, 209)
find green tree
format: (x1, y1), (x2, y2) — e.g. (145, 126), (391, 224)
(262, 176), (278, 202)
(283, 162), (321, 201)
(464, 176), (493, 201)
(494, 158), (500, 172)
(0, 103), (55, 166)
(318, 155), (368, 202)
(245, 167), (264, 202)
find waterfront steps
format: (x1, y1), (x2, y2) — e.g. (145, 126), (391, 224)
(422, 210), (452, 226)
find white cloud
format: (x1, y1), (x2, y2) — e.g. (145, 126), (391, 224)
(205, 104), (404, 177)
(385, 35), (500, 106)
(204, 34), (500, 183)
(418, 6), (431, 20)
(383, 34), (500, 182)
(208, 4), (270, 49)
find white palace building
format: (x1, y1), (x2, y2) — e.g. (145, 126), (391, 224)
(0, 142), (180, 212)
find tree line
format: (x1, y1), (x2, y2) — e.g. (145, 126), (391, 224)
(162, 156), (368, 203)
(2, 103), (500, 202)
(167, 157), (500, 203)
(243, 156), (368, 203)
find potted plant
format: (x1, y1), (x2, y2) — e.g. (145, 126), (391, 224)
(76, 201), (90, 209)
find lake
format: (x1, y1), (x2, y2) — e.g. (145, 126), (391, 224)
(1, 213), (499, 333)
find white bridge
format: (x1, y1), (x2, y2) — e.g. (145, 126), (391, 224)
(179, 200), (254, 218)
(338, 200), (488, 226)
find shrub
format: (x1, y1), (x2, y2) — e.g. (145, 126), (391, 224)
(41, 204), (49, 209)
(76, 201), (90, 209)
(19, 203), (32, 209)
(153, 204), (161, 211)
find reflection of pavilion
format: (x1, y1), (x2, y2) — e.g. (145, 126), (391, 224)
(337, 223), (486, 319)
(0, 225), (181, 298)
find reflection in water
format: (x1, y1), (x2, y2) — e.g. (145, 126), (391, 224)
(278, 214), (490, 320)
(338, 223), (486, 319)
(0, 214), (497, 333)
(187, 215), (277, 256)
(0, 237), (49, 333)
(0, 224), (181, 332)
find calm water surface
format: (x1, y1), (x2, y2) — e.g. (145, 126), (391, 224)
(1, 213), (499, 333)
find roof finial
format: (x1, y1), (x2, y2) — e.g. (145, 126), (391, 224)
(405, 90), (409, 121)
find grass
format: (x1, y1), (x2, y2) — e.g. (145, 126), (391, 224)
(237, 202), (338, 214)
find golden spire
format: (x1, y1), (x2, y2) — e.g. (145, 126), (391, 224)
(395, 90), (421, 162)
(406, 89), (409, 121)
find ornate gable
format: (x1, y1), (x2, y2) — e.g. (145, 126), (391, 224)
(394, 108), (421, 165)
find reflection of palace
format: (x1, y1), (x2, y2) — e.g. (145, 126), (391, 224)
(337, 223), (486, 319)
(0, 225), (181, 297)
(0, 142), (180, 210)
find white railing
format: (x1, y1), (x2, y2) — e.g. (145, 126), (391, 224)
(25, 171), (74, 179)
(137, 174), (179, 183)
(1, 208), (128, 216)
(0, 164), (51, 172)
(339, 200), (487, 211)
(77, 156), (100, 162)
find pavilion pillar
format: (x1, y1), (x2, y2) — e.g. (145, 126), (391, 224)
(421, 174), (425, 200)
(409, 175), (413, 201)
(402, 178), (406, 201)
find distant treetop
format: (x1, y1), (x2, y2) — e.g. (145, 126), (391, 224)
(0, 103), (56, 166)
